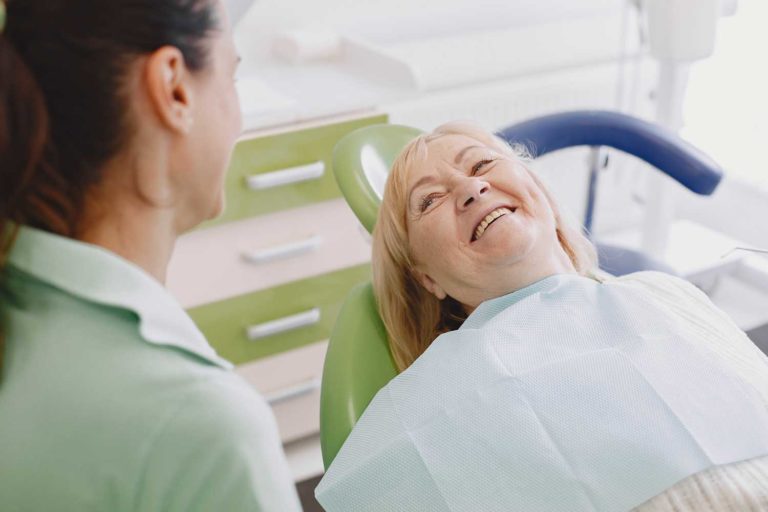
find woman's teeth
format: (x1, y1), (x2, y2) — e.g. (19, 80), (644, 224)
(474, 207), (514, 241)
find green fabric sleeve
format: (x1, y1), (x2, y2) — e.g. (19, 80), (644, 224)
(133, 374), (301, 512)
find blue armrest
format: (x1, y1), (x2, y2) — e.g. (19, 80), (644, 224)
(496, 110), (723, 195)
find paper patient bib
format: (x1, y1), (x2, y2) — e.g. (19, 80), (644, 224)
(316, 273), (768, 512)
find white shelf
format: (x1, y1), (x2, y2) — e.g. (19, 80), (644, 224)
(344, 14), (636, 92)
(233, 0), (639, 132)
(600, 219), (768, 332)
(600, 219), (748, 281)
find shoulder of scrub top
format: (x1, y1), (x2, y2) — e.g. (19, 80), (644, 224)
(133, 371), (302, 512)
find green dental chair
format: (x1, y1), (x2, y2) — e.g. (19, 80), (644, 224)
(319, 124), (420, 470)
(319, 113), (723, 470)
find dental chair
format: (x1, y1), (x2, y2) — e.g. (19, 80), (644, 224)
(320, 110), (724, 469)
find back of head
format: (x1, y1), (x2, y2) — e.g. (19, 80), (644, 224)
(0, 0), (219, 371)
(0, 0), (218, 242)
(372, 121), (598, 372)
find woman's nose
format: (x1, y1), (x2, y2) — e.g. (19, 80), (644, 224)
(456, 177), (490, 210)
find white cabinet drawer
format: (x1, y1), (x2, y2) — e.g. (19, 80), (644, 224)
(167, 199), (371, 308)
(236, 341), (328, 443)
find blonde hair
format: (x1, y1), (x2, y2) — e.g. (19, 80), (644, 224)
(371, 121), (599, 372)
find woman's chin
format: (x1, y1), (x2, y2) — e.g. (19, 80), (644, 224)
(203, 192), (226, 222)
(210, 196), (226, 220)
(180, 196), (225, 233)
(473, 222), (535, 259)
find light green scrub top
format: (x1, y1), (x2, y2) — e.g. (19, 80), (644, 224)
(0, 226), (302, 512)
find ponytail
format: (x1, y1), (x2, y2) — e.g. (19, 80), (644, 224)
(1, 30), (45, 372)
(2, 35), (75, 243)
(0, 26), (73, 377)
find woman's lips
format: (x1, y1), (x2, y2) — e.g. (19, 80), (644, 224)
(471, 206), (517, 242)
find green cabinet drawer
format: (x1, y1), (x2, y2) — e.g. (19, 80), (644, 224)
(202, 115), (387, 228)
(188, 264), (371, 364)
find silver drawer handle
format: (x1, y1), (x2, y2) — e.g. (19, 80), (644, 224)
(245, 161), (325, 190)
(246, 308), (321, 341)
(265, 377), (321, 406)
(241, 235), (323, 265)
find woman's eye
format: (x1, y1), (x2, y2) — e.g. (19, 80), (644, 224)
(419, 194), (438, 212)
(471, 159), (494, 175)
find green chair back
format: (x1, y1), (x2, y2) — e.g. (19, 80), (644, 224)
(331, 124), (423, 233)
(320, 124), (422, 469)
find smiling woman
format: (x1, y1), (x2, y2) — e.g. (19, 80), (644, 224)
(373, 121), (598, 371)
(317, 122), (768, 512)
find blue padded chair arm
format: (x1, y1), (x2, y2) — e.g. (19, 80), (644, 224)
(496, 110), (723, 195)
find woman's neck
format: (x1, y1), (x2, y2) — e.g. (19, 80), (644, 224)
(77, 195), (178, 284)
(462, 241), (577, 314)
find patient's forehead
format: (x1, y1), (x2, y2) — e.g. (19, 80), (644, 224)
(405, 133), (495, 186)
(424, 134), (487, 160)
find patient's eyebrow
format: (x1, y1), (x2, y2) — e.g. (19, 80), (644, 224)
(454, 145), (483, 164)
(408, 175), (436, 205)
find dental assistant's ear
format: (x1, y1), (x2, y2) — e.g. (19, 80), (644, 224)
(415, 270), (448, 300)
(144, 46), (194, 134)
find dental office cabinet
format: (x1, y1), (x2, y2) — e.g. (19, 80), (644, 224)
(166, 113), (385, 449)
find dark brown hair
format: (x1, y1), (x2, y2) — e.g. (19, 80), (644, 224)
(0, 0), (219, 369)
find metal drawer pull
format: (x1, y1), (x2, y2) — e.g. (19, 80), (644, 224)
(245, 161), (325, 190)
(246, 308), (321, 341)
(265, 377), (321, 406)
(241, 235), (323, 264)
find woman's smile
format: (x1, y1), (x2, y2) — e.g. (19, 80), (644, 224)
(471, 206), (518, 242)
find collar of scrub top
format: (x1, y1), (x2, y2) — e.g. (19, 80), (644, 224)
(5, 225), (234, 370)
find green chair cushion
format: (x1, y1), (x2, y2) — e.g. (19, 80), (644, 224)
(320, 283), (397, 469)
(321, 124), (423, 469)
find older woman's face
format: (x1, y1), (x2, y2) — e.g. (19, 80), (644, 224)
(405, 134), (561, 309)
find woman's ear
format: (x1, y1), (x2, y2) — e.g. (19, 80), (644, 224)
(143, 46), (194, 134)
(415, 270), (447, 300)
